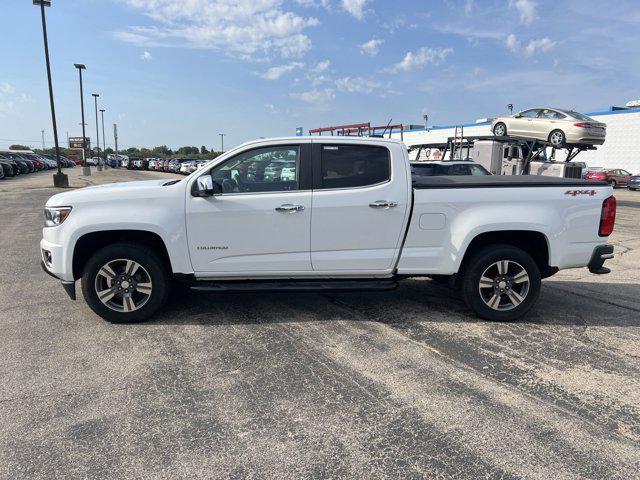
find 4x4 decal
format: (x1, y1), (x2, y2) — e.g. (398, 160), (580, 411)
(565, 189), (597, 196)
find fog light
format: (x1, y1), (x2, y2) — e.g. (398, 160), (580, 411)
(42, 249), (52, 267)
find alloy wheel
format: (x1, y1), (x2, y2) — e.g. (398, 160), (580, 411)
(478, 260), (530, 311)
(94, 259), (153, 312)
(550, 131), (564, 147)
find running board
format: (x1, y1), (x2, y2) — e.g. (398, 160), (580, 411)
(190, 279), (399, 293)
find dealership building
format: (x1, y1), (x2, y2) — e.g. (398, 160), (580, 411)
(389, 105), (640, 173)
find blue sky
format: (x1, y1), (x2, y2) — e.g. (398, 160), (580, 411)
(1, 0), (639, 150)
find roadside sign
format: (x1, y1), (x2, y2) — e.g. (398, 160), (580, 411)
(295, 127), (303, 136)
(69, 137), (89, 149)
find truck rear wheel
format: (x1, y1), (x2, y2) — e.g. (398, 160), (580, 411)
(81, 242), (170, 323)
(461, 245), (541, 321)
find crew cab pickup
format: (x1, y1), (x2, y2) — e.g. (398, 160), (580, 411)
(41, 137), (616, 323)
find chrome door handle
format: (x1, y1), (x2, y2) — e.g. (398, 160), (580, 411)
(369, 200), (398, 209)
(275, 204), (305, 213)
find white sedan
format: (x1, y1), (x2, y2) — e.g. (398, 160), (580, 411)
(492, 108), (606, 147)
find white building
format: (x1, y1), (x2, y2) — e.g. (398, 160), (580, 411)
(390, 108), (640, 173)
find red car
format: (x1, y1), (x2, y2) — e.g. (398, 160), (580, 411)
(585, 169), (632, 188)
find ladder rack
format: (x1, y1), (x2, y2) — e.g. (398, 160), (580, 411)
(409, 134), (597, 174)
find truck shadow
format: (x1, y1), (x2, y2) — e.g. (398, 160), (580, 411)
(152, 279), (640, 328)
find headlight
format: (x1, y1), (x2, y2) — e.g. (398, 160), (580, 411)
(44, 206), (72, 227)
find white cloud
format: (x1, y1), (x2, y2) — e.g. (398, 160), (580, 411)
(141, 51), (153, 61)
(505, 33), (519, 52)
(1, 82), (15, 95)
(335, 76), (381, 94)
(509, 0), (537, 25)
(505, 34), (556, 56)
(295, 0), (330, 7)
(341, 0), (368, 20)
(290, 88), (335, 105)
(464, 0), (475, 16)
(387, 47), (453, 72)
(359, 38), (383, 56)
(260, 62), (304, 80)
(312, 59), (330, 72)
(115, 0), (319, 59)
(524, 37), (556, 56)
(0, 82), (31, 116)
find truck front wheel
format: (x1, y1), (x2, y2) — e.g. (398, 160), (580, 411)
(460, 245), (541, 321)
(81, 242), (171, 323)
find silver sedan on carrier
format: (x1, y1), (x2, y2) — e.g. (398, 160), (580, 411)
(492, 108), (606, 147)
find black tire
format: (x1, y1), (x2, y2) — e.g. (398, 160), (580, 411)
(493, 122), (507, 137)
(548, 129), (565, 148)
(460, 244), (541, 322)
(610, 180), (617, 188)
(81, 242), (171, 323)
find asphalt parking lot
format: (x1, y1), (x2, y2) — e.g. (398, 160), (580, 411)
(1, 168), (639, 479)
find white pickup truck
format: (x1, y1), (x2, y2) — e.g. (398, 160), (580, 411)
(41, 137), (616, 323)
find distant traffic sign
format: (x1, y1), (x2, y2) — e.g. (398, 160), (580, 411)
(295, 127), (303, 136)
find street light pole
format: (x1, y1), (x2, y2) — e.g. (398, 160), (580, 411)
(100, 109), (106, 168)
(219, 133), (226, 153)
(113, 124), (119, 168)
(74, 64), (90, 176)
(41, 130), (45, 149)
(92, 93), (101, 171)
(34, 0), (67, 187)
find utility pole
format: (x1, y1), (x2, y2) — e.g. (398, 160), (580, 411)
(219, 133), (226, 153)
(74, 63), (90, 175)
(113, 123), (119, 168)
(92, 93), (101, 171)
(100, 109), (106, 168)
(41, 130), (45, 149)
(34, 0), (67, 187)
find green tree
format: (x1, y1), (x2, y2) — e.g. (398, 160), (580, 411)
(177, 146), (199, 155)
(200, 145), (209, 154)
(9, 144), (30, 150)
(152, 145), (172, 156)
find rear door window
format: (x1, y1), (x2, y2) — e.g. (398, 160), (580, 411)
(319, 144), (390, 189)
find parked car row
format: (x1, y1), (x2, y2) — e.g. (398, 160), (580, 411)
(0, 150), (75, 179)
(119, 157), (209, 175)
(584, 167), (640, 189)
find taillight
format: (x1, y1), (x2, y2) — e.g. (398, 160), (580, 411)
(599, 196), (616, 237)
(574, 122), (590, 128)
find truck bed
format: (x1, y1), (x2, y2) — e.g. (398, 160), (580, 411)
(412, 175), (608, 189)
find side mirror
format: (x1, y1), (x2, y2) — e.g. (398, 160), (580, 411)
(192, 175), (222, 197)
(514, 114), (522, 118)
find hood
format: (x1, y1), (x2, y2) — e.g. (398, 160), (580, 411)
(45, 179), (178, 207)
